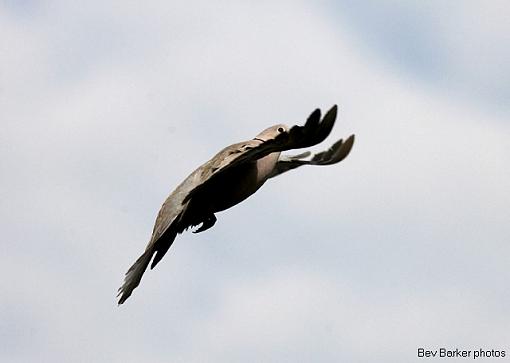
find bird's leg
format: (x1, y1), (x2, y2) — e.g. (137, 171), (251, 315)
(193, 214), (217, 233)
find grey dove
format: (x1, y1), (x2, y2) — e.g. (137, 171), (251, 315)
(118, 105), (354, 304)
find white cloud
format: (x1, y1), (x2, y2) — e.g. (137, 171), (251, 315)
(174, 270), (510, 362)
(322, 0), (510, 111)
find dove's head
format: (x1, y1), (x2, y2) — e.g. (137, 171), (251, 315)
(254, 124), (288, 142)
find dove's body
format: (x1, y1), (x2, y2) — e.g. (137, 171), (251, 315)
(170, 151), (281, 233)
(118, 106), (354, 304)
(190, 151), (281, 214)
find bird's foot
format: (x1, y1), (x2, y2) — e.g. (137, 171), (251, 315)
(193, 214), (217, 233)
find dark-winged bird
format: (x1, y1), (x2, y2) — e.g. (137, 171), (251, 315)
(118, 105), (355, 304)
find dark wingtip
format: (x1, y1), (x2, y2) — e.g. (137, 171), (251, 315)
(323, 105), (338, 123)
(305, 108), (321, 128)
(338, 134), (355, 161)
(311, 108), (321, 119)
(315, 104), (338, 142)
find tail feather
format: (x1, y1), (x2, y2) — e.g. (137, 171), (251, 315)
(117, 249), (153, 305)
(117, 229), (179, 304)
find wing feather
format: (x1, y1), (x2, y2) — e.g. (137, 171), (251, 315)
(183, 105), (339, 203)
(267, 134), (355, 178)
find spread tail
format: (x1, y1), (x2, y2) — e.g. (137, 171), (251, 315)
(117, 230), (178, 305)
(117, 248), (153, 305)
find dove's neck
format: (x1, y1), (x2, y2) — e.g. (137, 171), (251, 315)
(255, 152), (281, 185)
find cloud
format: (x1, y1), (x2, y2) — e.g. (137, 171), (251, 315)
(323, 0), (510, 112)
(159, 269), (510, 362)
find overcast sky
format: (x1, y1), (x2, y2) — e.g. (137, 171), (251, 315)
(1, 1), (509, 362)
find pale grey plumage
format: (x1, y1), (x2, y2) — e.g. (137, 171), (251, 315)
(117, 105), (354, 304)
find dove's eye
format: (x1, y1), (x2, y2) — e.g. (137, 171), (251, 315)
(277, 127), (285, 133)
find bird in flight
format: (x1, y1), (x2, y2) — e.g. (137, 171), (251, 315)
(117, 105), (355, 304)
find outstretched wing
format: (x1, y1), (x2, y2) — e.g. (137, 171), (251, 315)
(183, 105), (339, 204)
(267, 134), (355, 178)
